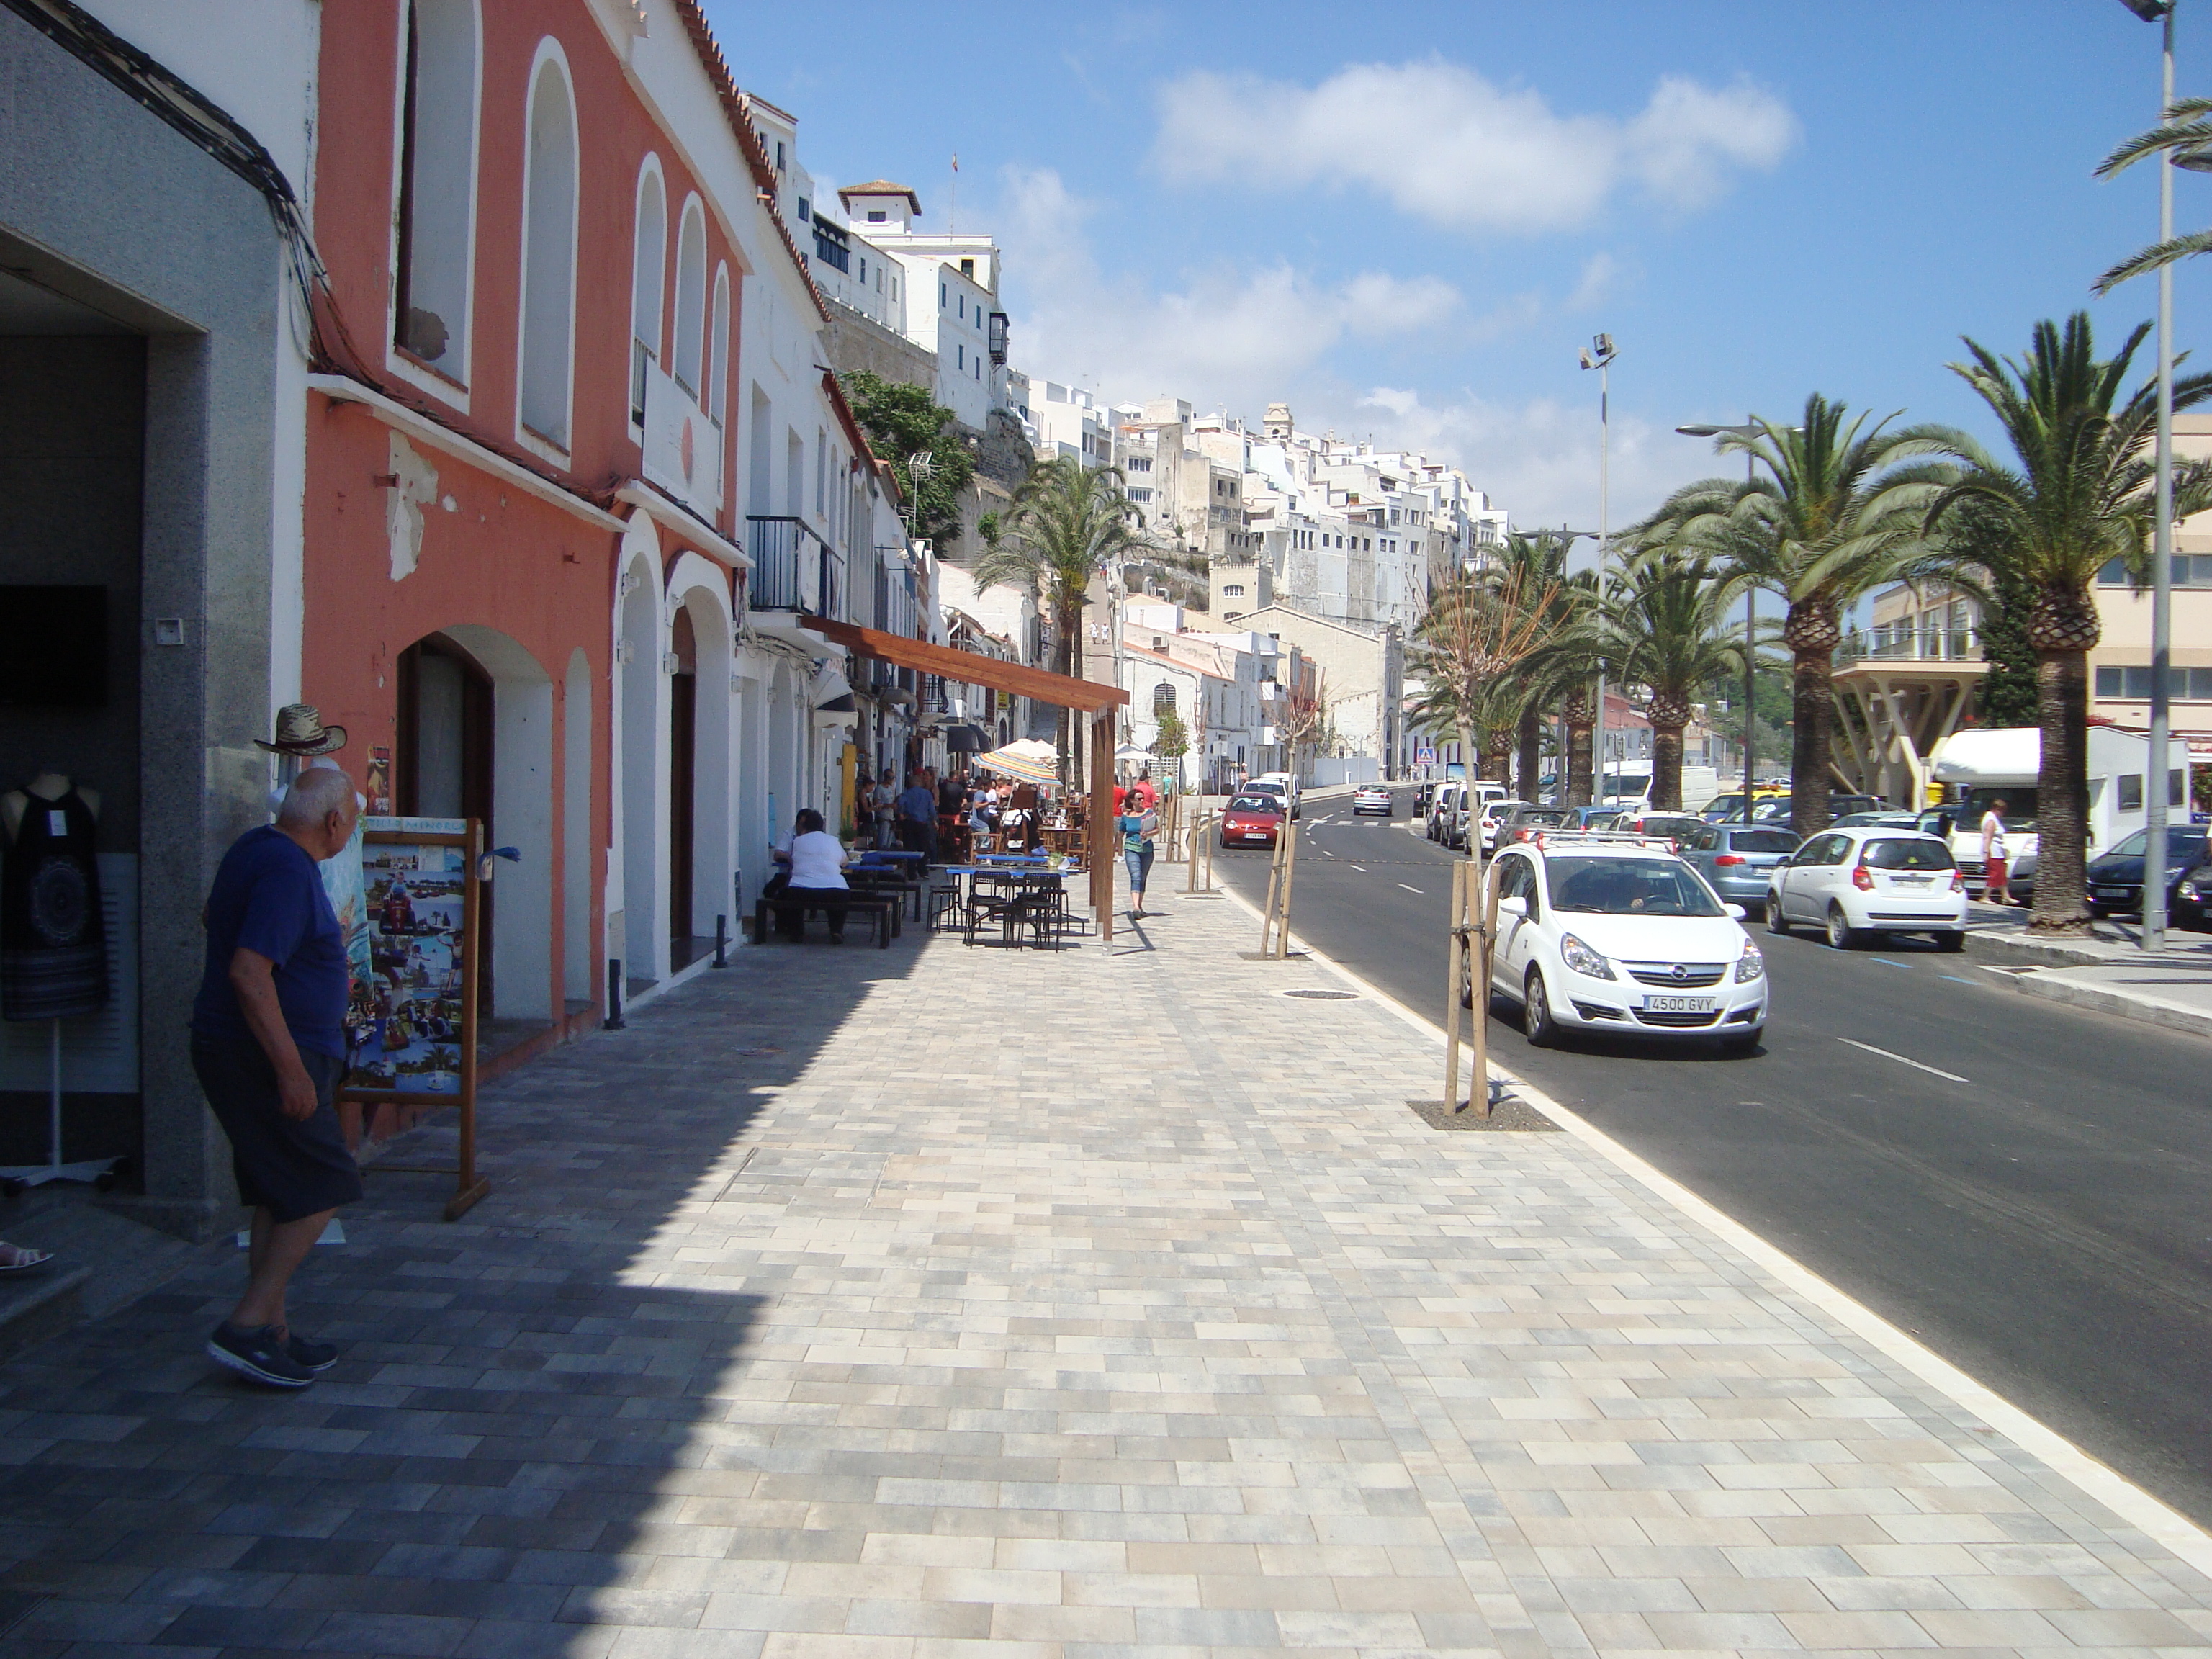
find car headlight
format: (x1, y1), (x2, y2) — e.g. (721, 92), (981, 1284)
(1558, 932), (1614, 979)
(1735, 941), (1765, 983)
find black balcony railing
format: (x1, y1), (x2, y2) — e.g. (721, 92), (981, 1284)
(920, 673), (950, 714)
(747, 516), (845, 619)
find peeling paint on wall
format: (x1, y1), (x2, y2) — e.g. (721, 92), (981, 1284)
(386, 431), (441, 580)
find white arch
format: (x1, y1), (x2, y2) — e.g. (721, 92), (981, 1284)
(438, 625), (556, 1022)
(667, 551), (734, 945)
(629, 153), (667, 426)
(708, 263), (731, 426)
(673, 192), (707, 398)
(516, 38), (577, 451)
(613, 516), (665, 984)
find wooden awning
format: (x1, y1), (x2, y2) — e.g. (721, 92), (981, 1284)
(799, 616), (1126, 711)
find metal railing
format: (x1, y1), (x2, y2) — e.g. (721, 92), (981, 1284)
(746, 517), (845, 619)
(1838, 628), (1979, 664)
(920, 674), (950, 714)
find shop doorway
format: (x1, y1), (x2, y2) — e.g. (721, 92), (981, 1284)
(397, 632), (493, 1008)
(667, 607), (696, 949)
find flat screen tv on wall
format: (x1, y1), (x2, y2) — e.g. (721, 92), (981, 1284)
(0, 585), (107, 708)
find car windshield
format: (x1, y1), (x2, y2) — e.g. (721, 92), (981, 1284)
(1511, 809), (1571, 825)
(1861, 837), (1954, 871)
(1961, 786), (2036, 831)
(1637, 816), (1703, 837)
(1227, 796), (1280, 814)
(1547, 857), (1726, 917)
(1725, 830), (1799, 855)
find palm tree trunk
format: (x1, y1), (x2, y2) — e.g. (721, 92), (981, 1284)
(1486, 727), (1513, 788)
(1784, 597), (1843, 838)
(1517, 707), (1542, 804)
(2027, 585), (2098, 935)
(1567, 721), (1593, 807)
(1071, 621), (1087, 786)
(1051, 608), (1075, 783)
(1649, 724), (1686, 810)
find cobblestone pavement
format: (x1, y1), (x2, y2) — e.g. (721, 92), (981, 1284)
(4, 881), (2211, 1658)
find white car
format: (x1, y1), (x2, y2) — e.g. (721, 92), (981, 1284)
(1765, 827), (1967, 950)
(1485, 837), (1768, 1052)
(1427, 781), (1465, 842)
(1351, 783), (1394, 816)
(1478, 797), (1530, 854)
(1249, 773), (1300, 819)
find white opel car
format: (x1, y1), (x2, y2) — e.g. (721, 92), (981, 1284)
(1486, 837), (1768, 1052)
(1765, 828), (1968, 950)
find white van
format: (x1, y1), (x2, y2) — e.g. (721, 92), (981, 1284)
(1930, 726), (2188, 892)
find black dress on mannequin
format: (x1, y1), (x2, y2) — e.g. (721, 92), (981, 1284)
(1, 787), (107, 1020)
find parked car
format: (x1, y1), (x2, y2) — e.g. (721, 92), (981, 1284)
(1676, 824), (1798, 917)
(1766, 828), (1966, 950)
(1742, 793), (1885, 826)
(1413, 781), (1437, 819)
(1477, 797), (1530, 853)
(1831, 811), (1922, 830)
(1483, 838), (1768, 1052)
(1564, 806), (1627, 831)
(1450, 782), (1507, 849)
(2085, 827), (2212, 925)
(1427, 781), (1465, 842)
(1700, 786), (1789, 823)
(1614, 811), (1707, 846)
(1219, 793), (1286, 849)
(1351, 783), (1394, 817)
(1498, 805), (1577, 845)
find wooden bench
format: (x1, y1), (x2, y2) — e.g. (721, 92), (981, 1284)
(753, 889), (899, 948)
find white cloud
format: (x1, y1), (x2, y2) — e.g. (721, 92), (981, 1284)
(1152, 60), (1796, 234)
(997, 166), (1463, 408)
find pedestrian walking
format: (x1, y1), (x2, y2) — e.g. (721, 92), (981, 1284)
(1119, 796), (1159, 919)
(1980, 797), (2013, 907)
(189, 766), (363, 1388)
(894, 769), (940, 864)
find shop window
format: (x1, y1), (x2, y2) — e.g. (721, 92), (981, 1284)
(629, 159), (665, 427)
(518, 48), (577, 449)
(393, 0), (479, 377)
(673, 196), (707, 398)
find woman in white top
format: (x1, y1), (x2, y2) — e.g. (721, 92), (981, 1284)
(772, 808), (850, 941)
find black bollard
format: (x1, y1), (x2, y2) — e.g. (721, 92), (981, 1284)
(606, 959), (626, 1030)
(714, 914), (728, 968)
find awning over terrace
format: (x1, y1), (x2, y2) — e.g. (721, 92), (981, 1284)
(799, 616), (1131, 939)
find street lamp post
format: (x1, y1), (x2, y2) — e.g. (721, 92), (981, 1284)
(1579, 334), (1618, 802)
(2118, 0), (2177, 948)
(1677, 421), (1763, 815)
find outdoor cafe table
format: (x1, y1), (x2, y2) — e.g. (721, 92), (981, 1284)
(938, 866), (1076, 947)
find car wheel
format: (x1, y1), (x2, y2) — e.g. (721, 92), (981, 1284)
(1935, 930), (1966, 953)
(1766, 894), (1790, 935)
(1719, 1028), (1762, 1056)
(1524, 966), (1560, 1048)
(1825, 904), (1861, 950)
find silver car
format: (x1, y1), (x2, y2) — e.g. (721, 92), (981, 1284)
(1676, 822), (1799, 917)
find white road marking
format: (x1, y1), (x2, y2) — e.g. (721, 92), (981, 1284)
(1398, 884), (1423, 894)
(1349, 864), (1367, 872)
(1835, 1036), (1969, 1084)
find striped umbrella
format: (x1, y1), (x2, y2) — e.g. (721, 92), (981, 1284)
(973, 747), (1058, 786)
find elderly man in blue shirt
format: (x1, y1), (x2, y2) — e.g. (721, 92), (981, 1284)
(894, 768), (940, 864)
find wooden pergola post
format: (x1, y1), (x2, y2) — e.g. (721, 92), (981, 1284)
(1090, 709), (1114, 942)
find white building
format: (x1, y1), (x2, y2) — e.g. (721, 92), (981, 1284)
(837, 182), (1007, 433)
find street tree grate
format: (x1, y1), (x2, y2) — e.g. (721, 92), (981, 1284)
(1406, 1095), (1562, 1133)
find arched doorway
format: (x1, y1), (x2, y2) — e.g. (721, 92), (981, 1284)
(668, 606), (696, 948)
(397, 632), (494, 1007)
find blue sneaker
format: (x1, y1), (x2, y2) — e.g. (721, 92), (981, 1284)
(207, 1321), (315, 1388)
(285, 1331), (338, 1372)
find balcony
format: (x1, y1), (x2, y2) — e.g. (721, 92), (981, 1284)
(1838, 627), (1979, 664)
(919, 673), (950, 715)
(746, 516), (845, 644)
(641, 355), (722, 519)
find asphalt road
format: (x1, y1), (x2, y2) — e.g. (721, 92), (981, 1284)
(1212, 786), (2212, 1527)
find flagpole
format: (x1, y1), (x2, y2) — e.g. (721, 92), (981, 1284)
(950, 153), (958, 233)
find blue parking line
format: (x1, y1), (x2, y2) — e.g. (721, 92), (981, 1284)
(1937, 974), (1979, 986)
(1871, 958), (1910, 968)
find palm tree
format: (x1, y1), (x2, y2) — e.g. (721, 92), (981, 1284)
(972, 457), (1149, 778)
(1648, 395), (1959, 836)
(1924, 313), (2212, 933)
(2092, 98), (2212, 293)
(1597, 547), (1751, 811)
(1483, 530), (1586, 801)
(1409, 564), (1564, 807)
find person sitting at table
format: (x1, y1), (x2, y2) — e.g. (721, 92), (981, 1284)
(894, 769), (940, 864)
(768, 808), (850, 942)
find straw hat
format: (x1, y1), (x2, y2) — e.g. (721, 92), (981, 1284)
(257, 703), (348, 757)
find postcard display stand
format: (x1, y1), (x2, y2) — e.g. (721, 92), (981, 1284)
(339, 818), (490, 1220)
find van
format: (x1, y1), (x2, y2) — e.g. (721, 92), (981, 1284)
(1930, 726), (2188, 894)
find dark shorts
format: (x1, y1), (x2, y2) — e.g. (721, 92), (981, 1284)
(190, 1037), (363, 1223)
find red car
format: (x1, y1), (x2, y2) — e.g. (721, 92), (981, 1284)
(1220, 793), (1286, 848)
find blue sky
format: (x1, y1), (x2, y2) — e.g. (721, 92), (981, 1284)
(709, 0), (2212, 536)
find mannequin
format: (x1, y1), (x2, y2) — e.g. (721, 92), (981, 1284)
(1, 773), (100, 841)
(2, 770), (108, 1022)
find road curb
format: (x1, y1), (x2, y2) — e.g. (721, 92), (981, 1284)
(1960, 927), (2111, 968)
(2001, 968), (2212, 1040)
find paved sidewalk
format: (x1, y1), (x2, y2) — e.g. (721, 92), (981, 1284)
(1966, 917), (2212, 1039)
(3, 880), (2211, 1655)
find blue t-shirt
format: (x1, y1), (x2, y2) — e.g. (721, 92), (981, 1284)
(190, 824), (351, 1059)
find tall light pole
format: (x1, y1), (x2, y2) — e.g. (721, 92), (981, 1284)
(1678, 421), (1763, 814)
(2118, 0), (2177, 948)
(1580, 334), (1618, 801)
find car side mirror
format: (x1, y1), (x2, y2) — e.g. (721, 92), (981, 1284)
(1496, 896), (1526, 918)
(1724, 903), (1746, 920)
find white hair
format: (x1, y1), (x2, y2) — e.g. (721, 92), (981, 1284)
(277, 766), (356, 827)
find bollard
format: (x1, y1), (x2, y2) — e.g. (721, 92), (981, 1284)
(714, 914), (728, 968)
(606, 959), (626, 1030)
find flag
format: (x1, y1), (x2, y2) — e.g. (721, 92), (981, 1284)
(951, 153), (958, 172)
